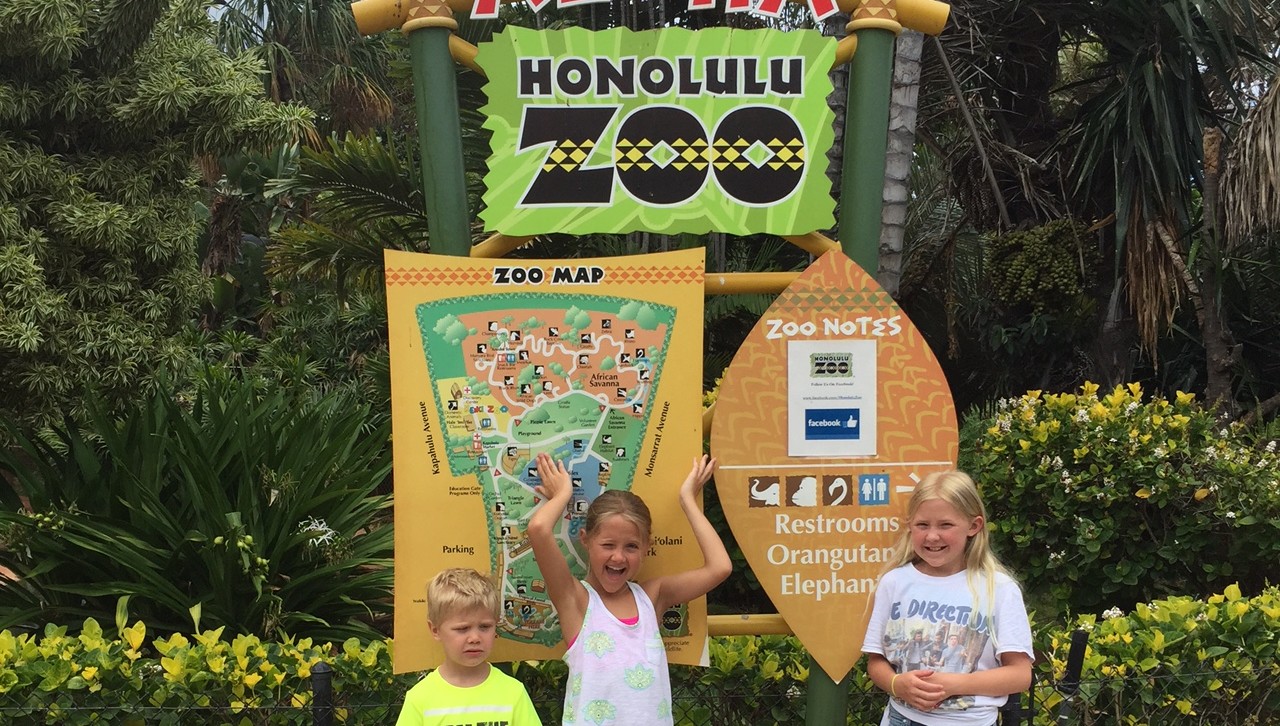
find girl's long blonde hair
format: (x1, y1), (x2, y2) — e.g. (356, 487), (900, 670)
(880, 471), (1013, 636)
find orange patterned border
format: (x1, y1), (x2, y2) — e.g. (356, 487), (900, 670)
(385, 266), (705, 286)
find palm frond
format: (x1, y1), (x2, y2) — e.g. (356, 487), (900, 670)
(272, 133), (427, 232)
(1223, 72), (1280, 246)
(268, 219), (418, 290)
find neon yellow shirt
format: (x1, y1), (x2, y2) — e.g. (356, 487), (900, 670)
(395, 666), (542, 726)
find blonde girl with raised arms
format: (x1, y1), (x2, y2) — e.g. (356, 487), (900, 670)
(862, 471), (1033, 726)
(528, 453), (731, 726)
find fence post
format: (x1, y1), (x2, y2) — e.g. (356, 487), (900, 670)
(312, 661), (334, 726)
(1054, 628), (1090, 724)
(998, 671), (1032, 726)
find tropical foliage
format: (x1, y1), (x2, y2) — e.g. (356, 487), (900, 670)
(904, 0), (1280, 412)
(6, 585), (1280, 724)
(1045, 584), (1280, 723)
(0, 373), (393, 642)
(962, 382), (1280, 616)
(0, 0), (311, 435)
(214, 0), (396, 134)
(0, 619), (398, 725)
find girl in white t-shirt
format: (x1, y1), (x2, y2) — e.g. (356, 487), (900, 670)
(862, 471), (1033, 726)
(528, 454), (731, 725)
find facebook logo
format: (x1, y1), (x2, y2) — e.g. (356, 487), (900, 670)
(803, 408), (860, 441)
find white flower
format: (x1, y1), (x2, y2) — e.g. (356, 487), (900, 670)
(1266, 440), (1276, 453)
(1102, 607), (1124, 620)
(296, 516), (338, 547)
(1225, 511), (1237, 520)
(1125, 402), (1140, 414)
(1075, 409), (1089, 422)
(1153, 446), (1166, 458)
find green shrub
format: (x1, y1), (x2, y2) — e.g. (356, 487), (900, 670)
(0, 619), (403, 725)
(0, 621), (862, 725)
(6, 586), (1277, 725)
(1038, 584), (1280, 723)
(0, 371), (393, 641)
(962, 382), (1280, 616)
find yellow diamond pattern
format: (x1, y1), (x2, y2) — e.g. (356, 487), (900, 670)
(616, 136), (722, 171)
(542, 139), (600, 172)
(609, 136), (805, 172)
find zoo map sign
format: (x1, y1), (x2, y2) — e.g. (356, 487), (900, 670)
(387, 249), (708, 672)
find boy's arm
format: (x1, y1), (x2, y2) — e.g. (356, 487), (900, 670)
(647, 456), (733, 613)
(527, 453), (587, 641)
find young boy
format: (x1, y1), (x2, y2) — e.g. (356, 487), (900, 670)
(395, 568), (542, 726)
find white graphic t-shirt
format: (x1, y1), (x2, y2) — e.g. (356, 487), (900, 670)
(862, 564), (1034, 726)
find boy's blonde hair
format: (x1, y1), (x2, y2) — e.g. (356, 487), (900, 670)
(583, 489), (652, 542)
(427, 568), (500, 625)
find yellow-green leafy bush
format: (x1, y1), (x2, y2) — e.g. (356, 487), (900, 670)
(963, 382), (1280, 615)
(0, 620), (399, 725)
(1038, 585), (1280, 723)
(5, 591), (1276, 725)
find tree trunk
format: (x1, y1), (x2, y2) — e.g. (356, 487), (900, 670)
(1197, 127), (1240, 415)
(878, 29), (923, 297)
(1086, 276), (1138, 388)
(824, 12), (850, 239)
(202, 193), (244, 277)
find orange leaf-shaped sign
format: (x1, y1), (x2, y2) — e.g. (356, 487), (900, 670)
(710, 250), (957, 681)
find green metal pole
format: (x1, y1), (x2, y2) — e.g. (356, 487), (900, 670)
(837, 27), (897, 271)
(806, 666), (854, 725)
(407, 26), (472, 257)
(807, 10), (899, 726)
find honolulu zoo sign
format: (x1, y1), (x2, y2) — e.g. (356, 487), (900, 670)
(478, 26), (836, 237)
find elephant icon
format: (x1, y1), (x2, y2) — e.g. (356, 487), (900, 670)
(749, 477), (781, 507)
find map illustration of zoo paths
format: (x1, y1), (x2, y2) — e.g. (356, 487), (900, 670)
(417, 294), (675, 646)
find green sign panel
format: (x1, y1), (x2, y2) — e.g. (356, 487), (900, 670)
(479, 26), (836, 237)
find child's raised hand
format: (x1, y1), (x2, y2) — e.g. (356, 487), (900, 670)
(679, 454), (717, 500)
(534, 453), (572, 502)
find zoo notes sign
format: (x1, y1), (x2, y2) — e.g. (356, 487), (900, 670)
(479, 26), (836, 237)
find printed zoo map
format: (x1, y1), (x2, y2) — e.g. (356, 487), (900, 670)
(416, 294), (674, 646)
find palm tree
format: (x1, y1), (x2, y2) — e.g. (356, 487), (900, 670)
(905, 0), (1278, 413)
(213, 0), (395, 135)
(1222, 70), (1280, 424)
(879, 29), (926, 298)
